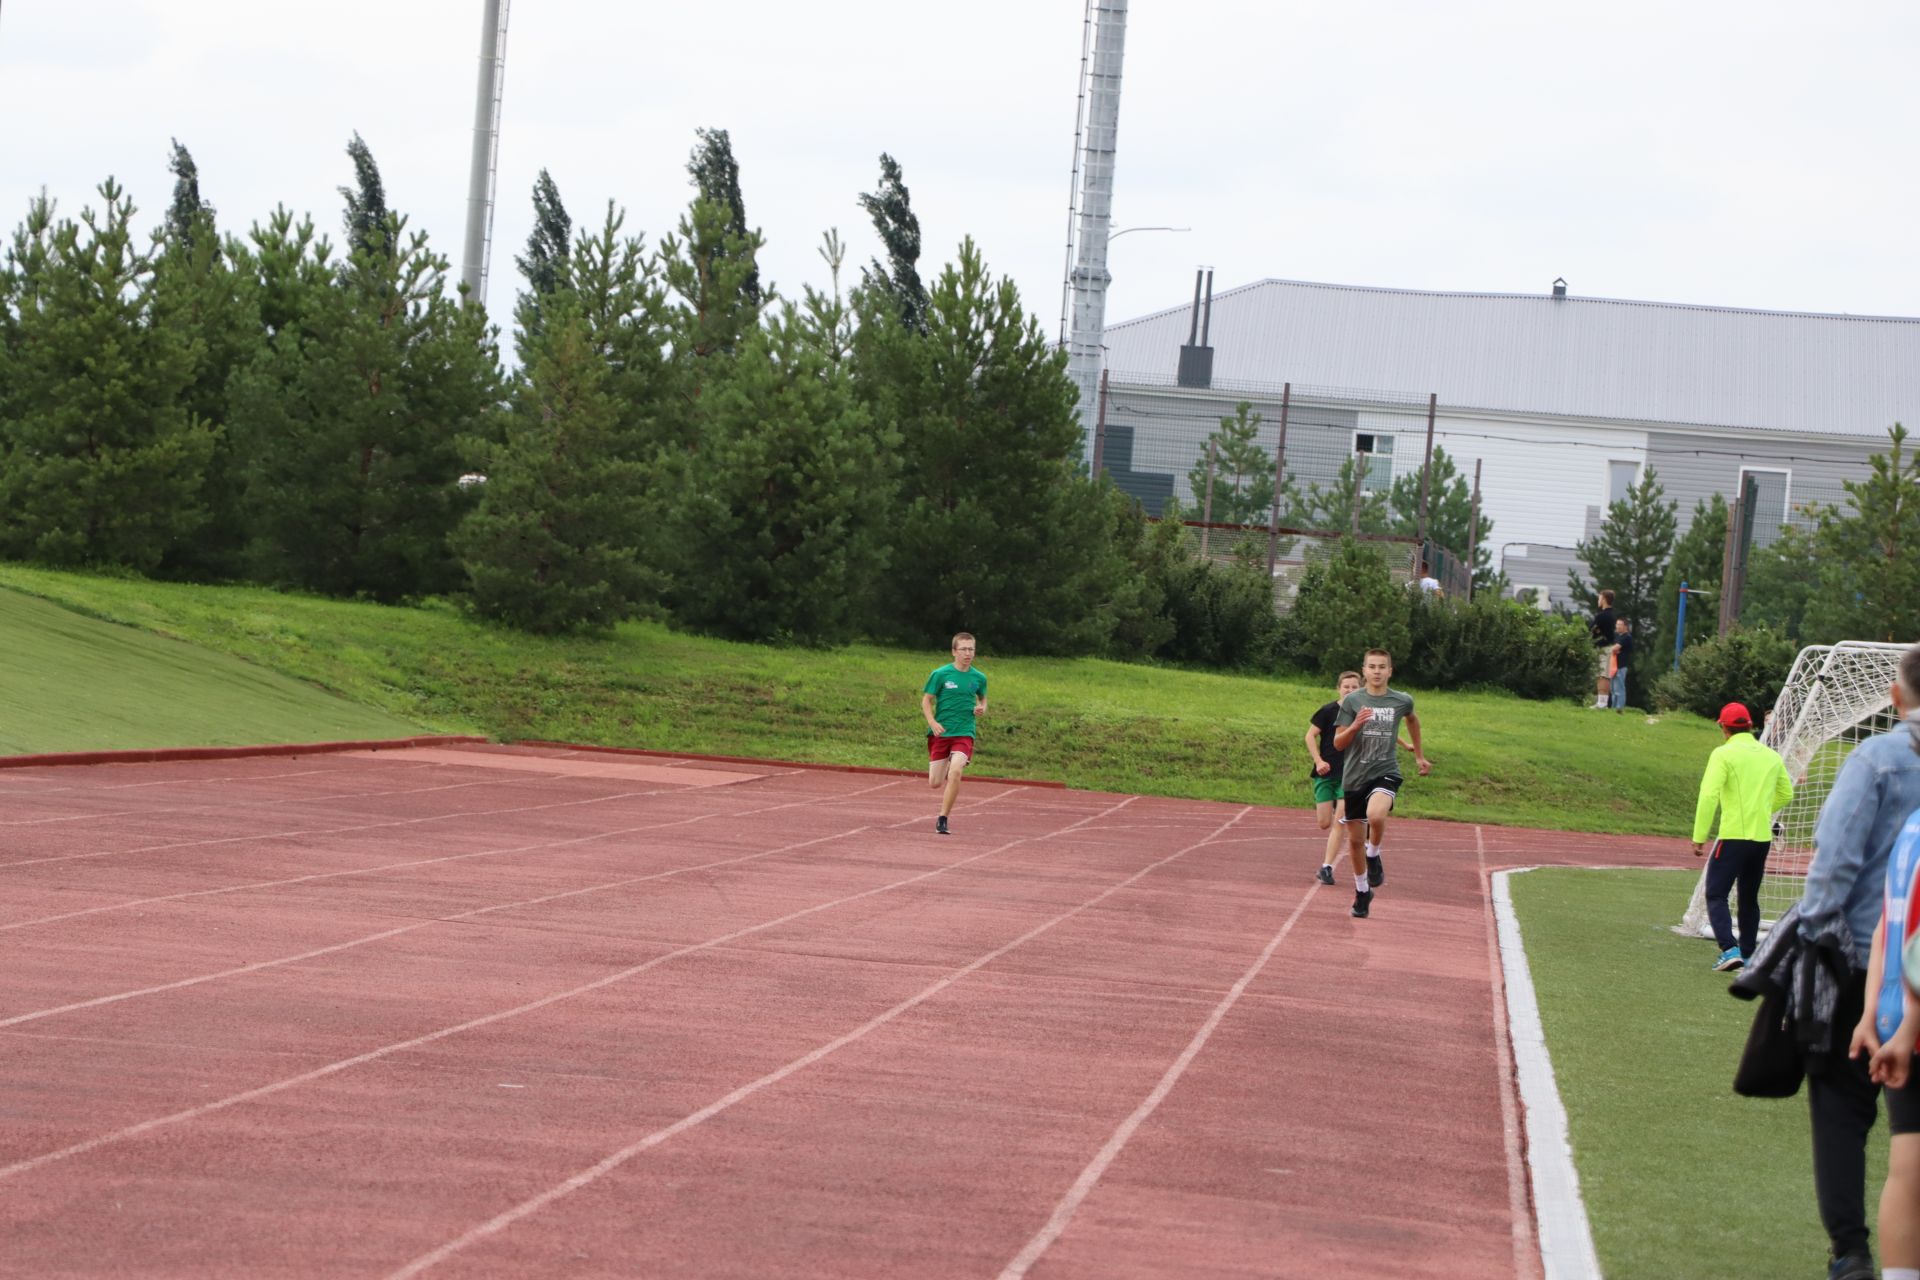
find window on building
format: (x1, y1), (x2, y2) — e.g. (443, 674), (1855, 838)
(1737, 468), (1790, 549)
(1607, 460), (1639, 508)
(1354, 432), (1395, 493)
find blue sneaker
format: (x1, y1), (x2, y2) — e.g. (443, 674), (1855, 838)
(1713, 947), (1744, 972)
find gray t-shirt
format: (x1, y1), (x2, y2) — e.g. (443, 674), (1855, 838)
(1335, 688), (1415, 791)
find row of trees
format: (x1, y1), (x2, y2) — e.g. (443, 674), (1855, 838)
(1181, 402), (1497, 591)
(0, 131), (1289, 661)
(1563, 425), (1919, 701)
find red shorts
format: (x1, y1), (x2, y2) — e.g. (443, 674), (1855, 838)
(928, 735), (975, 763)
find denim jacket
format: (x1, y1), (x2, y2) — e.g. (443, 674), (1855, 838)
(1801, 728), (1920, 967)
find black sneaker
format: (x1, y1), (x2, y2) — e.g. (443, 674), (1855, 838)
(1315, 864), (1335, 886)
(1366, 854), (1385, 887)
(935, 815), (950, 836)
(1828, 1251), (1874, 1280)
(1351, 889), (1373, 918)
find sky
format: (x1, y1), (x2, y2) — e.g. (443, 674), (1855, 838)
(4, 0), (1918, 352)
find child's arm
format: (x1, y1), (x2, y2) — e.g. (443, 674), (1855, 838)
(1405, 712), (1432, 776)
(1871, 987), (1920, 1088)
(1305, 725), (1329, 775)
(1853, 916), (1888, 1061)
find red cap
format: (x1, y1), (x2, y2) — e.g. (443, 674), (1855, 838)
(1718, 703), (1753, 729)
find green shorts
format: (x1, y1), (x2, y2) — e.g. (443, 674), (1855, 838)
(1311, 775), (1344, 805)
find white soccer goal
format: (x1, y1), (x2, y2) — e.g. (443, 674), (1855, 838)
(1678, 641), (1912, 939)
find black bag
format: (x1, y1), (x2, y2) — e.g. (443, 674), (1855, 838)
(1734, 990), (1806, 1098)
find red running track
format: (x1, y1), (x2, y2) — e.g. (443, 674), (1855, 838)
(0, 743), (1677, 1279)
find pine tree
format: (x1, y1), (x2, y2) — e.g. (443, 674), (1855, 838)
(1185, 402), (1275, 527)
(152, 158), (265, 580)
(0, 180), (215, 569)
(1296, 456), (1393, 536)
(1567, 467), (1676, 657)
(455, 291), (658, 632)
(857, 153), (926, 332)
(338, 132), (389, 259)
(858, 237), (1133, 654)
(666, 300), (894, 644)
(234, 201), (502, 599)
(660, 194), (765, 364)
(164, 138), (215, 254)
(513, 168), (572, 353)
(1740, 519), (1819, 643)
(1804, 423), (1920, 644)
(686, 127), (760, 307)
(1655, 494), (1728, 659)
(1386, 445), (1495, 589)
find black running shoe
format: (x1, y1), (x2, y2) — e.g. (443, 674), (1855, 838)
(935, 815), (950, 835)
(1351, 889), (1373, 919)
(1366, 853), (1384, 887)
(1828, 1251), (1875, 1280)
(1315, 864), (1335, 886)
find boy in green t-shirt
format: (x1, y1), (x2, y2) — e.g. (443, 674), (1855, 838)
(922, 632), (988, 835)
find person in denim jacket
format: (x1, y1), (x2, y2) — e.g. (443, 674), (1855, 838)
(1800, 644), (1920, 1280)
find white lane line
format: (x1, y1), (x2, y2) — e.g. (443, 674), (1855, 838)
(1491, 862), (1602, 1280)
(1478, 828), (1544, 1280)
(0, 777), (998, 1027)
(0, 792), (1131, 1185)
(385, 800), (1238, 1280)
(996, 872), (1315, 1280)
(0, 777), (916, 936)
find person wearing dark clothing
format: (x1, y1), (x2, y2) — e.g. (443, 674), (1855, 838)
(1588, 589), (1617, 709)
(1609, 618), (1634, 711)
(1799, 644), (1920, 1279)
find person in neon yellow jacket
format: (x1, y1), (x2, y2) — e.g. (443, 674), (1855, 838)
(1692, 701), (1795, 971)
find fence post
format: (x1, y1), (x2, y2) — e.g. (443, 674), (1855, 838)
(1675, 581), (1688, 670)
(1199, 439), (1218, 557)
(1466, 457), (1482, 600)
(1091, 369), (1110, 478)
(1416, 391), (1436, 550)
(1266, 382), (1291, 576)
(1350, 450), (1368, 538)
(1717, 496), (1742, 636)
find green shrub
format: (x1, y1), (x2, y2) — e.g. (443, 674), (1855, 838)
(1650, 626), (1799, 720)
(1155, 528), (1283, 669)
(1280, 538), (1410, 678)
(1405, 593), (1591, 699)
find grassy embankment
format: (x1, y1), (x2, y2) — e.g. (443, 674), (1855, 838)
(0, 586), (423, 753)
(0, 565), (1718, 833)
(1510, 868), (1879, 1280)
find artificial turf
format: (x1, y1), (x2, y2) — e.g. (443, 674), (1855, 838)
(1508, 866), (1885, 1279)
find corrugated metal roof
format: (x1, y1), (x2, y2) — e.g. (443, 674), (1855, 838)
(1102, 279), (1920, 438)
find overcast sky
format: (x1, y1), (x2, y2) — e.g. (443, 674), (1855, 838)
(4, 0), (1917, 352)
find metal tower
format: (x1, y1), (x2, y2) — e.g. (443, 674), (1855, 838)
(460, 0), (511, 306)
(1064, 0), (1129, 460)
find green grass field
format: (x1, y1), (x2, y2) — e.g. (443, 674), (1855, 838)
(0, 586), (423, 754)
(1510, 867), (1882, 1279)
(0, 565), (1721, 833)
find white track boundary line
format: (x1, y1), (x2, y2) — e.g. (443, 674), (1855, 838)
(1478, 827), (1541, 1280)
(1492, 866), (1603, 1280)
(385, 800), (1240, 1279)
(0, 779), (1002, 1029)
(0, 777), (921, 936)
(996, 875), (1318, 1279)
(0, 793), (1134, 1185)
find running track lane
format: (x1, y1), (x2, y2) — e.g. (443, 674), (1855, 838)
(0, 746), (1682, 1277)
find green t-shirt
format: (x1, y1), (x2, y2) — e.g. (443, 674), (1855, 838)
(923, 663), (987, 738)
(1335, 687), (1415, 790)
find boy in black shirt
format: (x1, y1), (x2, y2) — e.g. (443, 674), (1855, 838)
(1589, 589), (1617, 709)
(1306, 671), (1363, 884)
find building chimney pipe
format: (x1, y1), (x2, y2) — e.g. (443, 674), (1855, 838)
(1200, 269), (1214, 346)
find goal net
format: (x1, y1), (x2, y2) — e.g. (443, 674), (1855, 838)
(1678, 641), (1911, 939)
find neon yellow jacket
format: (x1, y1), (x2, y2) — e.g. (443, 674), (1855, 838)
(1692, 732), (1794, 844)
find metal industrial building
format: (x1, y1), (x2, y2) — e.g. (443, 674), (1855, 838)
(1097, 277), (1920, 606)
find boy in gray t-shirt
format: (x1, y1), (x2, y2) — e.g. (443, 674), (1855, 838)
(1332, 649), (1432, 918)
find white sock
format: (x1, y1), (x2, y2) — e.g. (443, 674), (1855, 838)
(1882, 1268), (1919, 1280)
(1366, 842), (1380, 859)
(1354, 873), (1370, 893)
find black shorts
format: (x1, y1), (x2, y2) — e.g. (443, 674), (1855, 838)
(1343, 775), (1402, 823)
(1890, 1077), (1920, 1136)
